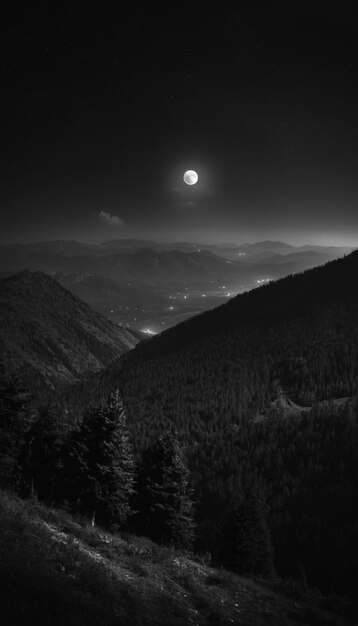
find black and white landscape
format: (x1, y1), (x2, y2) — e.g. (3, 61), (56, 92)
(1, 1), (357, 625)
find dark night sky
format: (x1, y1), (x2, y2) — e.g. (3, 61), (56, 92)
(2, 1), (357, 245)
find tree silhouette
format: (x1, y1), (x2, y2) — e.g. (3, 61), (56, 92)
(234, 489), (275, 577)
(68, 392), (135, 527)
(16, 403), (66, 502)
(137, 432), (194, 549)
(0, 374), (35, 488)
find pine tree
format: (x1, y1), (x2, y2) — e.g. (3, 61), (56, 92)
(0, 373), (35, 488)
(233, 489), (275, 578)
(16, 403), (66, 502)
(137, 432), (194, 549)
(68, 392), (135, 527)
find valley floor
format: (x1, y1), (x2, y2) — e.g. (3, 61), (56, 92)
(0, 491), (355, 626)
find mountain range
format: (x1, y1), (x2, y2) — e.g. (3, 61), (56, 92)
(0, 239), (354, 331)
(0, 238), (353, 267)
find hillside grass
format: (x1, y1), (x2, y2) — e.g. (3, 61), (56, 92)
(0, 490), (355, 626)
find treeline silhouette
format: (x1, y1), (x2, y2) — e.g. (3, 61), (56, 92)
(0, 382), (195, 553)
(1, 375), (357, 596)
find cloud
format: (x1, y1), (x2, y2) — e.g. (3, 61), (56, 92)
(98, 211), (124, 227)
(176, 200), (198, 209)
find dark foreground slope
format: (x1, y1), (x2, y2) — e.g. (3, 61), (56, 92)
(0, 490), (355, 626)
(0, 271), (139, 393)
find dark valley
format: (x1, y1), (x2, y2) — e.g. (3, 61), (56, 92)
(0, 239), (353, 333)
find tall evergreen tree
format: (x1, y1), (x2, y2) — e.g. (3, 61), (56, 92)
(233, 489), (275, 578)
(137, 432), (194, 549)
(16, 403), (66, 502)
(0, 373), (35, 488)
(68, 392), (135, 527)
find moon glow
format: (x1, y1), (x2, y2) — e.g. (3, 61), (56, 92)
(183, 170), (198, 185)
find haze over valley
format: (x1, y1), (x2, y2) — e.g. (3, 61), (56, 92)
(0, 238), (353, 334)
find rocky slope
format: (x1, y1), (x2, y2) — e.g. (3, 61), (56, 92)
(0, 490), (354, 626)
(0, 271), (139, 393)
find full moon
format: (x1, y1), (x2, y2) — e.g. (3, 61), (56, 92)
(183, 169), (198, 185)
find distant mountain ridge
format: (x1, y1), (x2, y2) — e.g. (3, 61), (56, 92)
(0, 237), (353, 258)
(0, 238), (353, 283)
(0, 247), (258, 286)
(0, 271), (139, 393)
(1, 238), (354, 332)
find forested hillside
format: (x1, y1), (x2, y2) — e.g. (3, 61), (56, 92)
(135, 249), (358, 358)
(70, 251), (358, 418)
(0, 271), (138, 394)
(62, 253), (358, 596)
